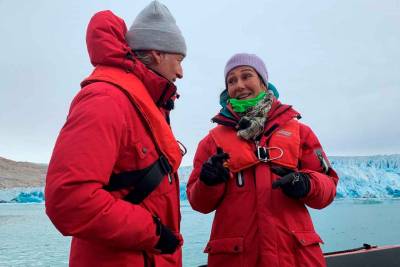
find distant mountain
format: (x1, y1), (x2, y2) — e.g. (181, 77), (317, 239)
(0, 157), (47, 189)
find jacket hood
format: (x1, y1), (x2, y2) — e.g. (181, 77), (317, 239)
(86, 10), (133, 70)
(84, 10), (177, 112)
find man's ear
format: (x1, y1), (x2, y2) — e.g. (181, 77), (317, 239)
(149, 50), (163, 64)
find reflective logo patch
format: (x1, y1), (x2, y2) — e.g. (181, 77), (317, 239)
(277, 130), (292, 137)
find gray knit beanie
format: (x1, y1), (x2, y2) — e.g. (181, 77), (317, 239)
(126, 1), (186, 56)
(224, 53), (279, 98)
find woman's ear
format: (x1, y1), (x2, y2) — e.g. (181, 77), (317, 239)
(261, 80), (268, 91)
(258, 74), (267, 91)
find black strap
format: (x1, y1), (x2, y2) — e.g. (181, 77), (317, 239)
(263, 123), (279, 138)
(104, 156), (171, 204)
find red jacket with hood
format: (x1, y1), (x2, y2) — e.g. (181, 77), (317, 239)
(187, 100), (339, 267)
(45, 11), (182, 267)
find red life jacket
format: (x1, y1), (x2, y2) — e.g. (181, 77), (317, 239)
(210, 119), (300, 172)
(82, 65), (183, 172)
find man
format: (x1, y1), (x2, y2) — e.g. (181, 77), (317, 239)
(45, 1), (186, 266)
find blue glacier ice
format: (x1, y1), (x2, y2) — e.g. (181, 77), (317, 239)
(12, 190), (44, 203)
(179, 155), (400, 200)
(331, 155), (400, 198)
(1, 155), (399, 203)
(0, 187), (45, 203)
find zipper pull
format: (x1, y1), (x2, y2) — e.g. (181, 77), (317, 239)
(315, 150), (329, 174)
(236, 171), (244, 187)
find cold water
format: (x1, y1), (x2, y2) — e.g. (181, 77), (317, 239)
(1, 199), (400, 266)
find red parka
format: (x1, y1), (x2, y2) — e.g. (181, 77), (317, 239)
(187, 101), (339, 267)
(45, 11), (182, 267)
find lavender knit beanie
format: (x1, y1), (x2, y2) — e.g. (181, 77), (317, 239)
(224, 53), (279, 98)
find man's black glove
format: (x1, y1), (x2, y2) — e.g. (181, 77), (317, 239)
(154, 217), (180, 254)
(271, 167), (311, 199)
(199, 147), (230, 186)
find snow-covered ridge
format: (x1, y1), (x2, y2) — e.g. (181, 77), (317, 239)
(1, 155), (399, 203)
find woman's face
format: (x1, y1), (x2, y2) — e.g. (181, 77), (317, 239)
(226, 66), (267, 100)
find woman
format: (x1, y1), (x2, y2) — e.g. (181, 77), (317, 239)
(187, 53), (339, 267)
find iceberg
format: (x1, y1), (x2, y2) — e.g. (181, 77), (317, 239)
(0, 187), (45, 203)
(1, 155), (399, 203)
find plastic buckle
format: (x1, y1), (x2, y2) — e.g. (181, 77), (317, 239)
(256, 146), (284, 162)
(257, 146), (269, 162)
(159, 155), (172, 174)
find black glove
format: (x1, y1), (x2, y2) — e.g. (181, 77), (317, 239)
(199, 147), (230, 186)
(154, 217), (179, 254)
(271, 167), (311, 199)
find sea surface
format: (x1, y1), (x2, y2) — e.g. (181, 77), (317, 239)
(1, 199), (400, 267)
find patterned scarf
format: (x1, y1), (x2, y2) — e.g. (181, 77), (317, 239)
(236, 90), (274, 140)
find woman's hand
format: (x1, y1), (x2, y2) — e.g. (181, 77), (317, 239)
(271, 167), (310, 198)
(199, 147), (230, 186)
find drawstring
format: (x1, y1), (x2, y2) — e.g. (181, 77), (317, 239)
(177, 140), (187, 156)
(124, 49), (135, 73)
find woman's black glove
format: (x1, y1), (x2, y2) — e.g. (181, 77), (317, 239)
(200, 147), (230, 186)
(271, 167), (310, 199)
(154, 217), (179, 254)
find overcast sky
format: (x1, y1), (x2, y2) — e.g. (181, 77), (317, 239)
(0, 0), (399, 166)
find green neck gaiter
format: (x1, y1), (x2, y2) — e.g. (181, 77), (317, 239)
(229, 91), (267, 113)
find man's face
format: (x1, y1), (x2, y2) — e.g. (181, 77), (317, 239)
(150, 52), (184, 83)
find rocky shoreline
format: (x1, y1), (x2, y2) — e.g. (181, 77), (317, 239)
(0, 157), (47, 189)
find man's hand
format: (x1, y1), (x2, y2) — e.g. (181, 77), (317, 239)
(154, 217), (180, 254)
(271, 167), (310, 199)
(199, 147), (230, 186)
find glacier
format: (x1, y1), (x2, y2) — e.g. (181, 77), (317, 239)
(0, 155), (399, 203)
(330, 155), (400, 198)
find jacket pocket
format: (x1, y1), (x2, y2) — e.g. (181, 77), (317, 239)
(204, 237), (244, 267)
(292, 230), (323, 246)
(225, 170), (252, 196)
(292, 231), (326, 267)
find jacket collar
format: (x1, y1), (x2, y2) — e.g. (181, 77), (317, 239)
(212, 96), (301, 135)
